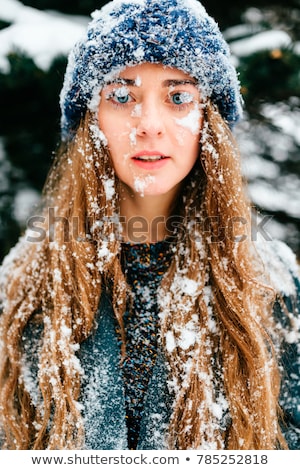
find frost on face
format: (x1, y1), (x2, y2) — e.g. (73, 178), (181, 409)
(113, 85), (130, 100)
(129, 127), (137, 146)
(135, 75), (142, 87)
(133, 175), (156, 197)
(175, 103), (202, 137)
(131, 104), (142, 118)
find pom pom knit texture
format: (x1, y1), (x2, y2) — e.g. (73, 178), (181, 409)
(60, 0), (243, 141)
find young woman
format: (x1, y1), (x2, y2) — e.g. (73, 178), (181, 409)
(0, 0), (299, 450)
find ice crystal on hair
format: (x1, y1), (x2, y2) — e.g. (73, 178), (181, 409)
(178, 318), (199, 350)
(20, 353), (40, 407)
(179, 278), (198, 296)
(88, 85), (102, 114)
(102, 178), (115, 201)
(96, 241), (114, 272)
(89, 123), (108, 148)
(53, 268), (62, 283)
(165, 330), (176, 353)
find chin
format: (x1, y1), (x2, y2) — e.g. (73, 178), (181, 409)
(135, 186), (173, 197)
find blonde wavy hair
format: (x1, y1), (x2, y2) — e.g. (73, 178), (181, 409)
(0, 102), (288, 449)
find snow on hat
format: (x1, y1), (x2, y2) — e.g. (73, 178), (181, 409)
(60, 0), (243, 141)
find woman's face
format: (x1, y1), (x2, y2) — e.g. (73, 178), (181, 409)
(98, 63), (203, 198)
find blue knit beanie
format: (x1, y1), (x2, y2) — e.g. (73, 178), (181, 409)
(60, 0), (243, 141)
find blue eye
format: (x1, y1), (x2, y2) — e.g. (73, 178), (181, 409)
(116, 94), (130, 104)
(171, 92), (194, 106)
(172, 93), (184, 105)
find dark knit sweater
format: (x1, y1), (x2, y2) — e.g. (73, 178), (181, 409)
(120, 240), (173, 449)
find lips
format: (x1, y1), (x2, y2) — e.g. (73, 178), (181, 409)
(131, 150), (170, 161)
(131, 151), (170, 170)
(134, 155), (167, 161)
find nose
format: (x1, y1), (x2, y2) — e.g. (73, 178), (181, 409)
(136, 101), (165, 137)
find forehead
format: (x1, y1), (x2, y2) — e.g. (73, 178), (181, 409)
(113, 62), (196, 83)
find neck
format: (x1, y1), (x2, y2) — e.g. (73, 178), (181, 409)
(119, 185), (178, 243)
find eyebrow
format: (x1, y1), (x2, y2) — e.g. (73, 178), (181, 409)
(105, 78), (136, 86)
(105, 78), (198, 87)
(163, 79), (198, 87)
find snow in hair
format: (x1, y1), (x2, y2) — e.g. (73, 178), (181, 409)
(60, 0), (243, 141)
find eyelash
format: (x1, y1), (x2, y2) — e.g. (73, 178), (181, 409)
(106, 91), (195, 110)
(107, 92), (133, 108)
(169, 92), (194, 111)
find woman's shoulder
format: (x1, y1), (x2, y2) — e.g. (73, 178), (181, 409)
(259, 240), (300, 449)
(254, 237), (300, 299)
(254, 237), (300, 348)
(0, 235), (28, 310)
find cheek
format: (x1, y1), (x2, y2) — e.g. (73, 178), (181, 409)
(98, 113), (131, 147)
(174, 126), (200, 154)
(173, 106), (203, 147)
